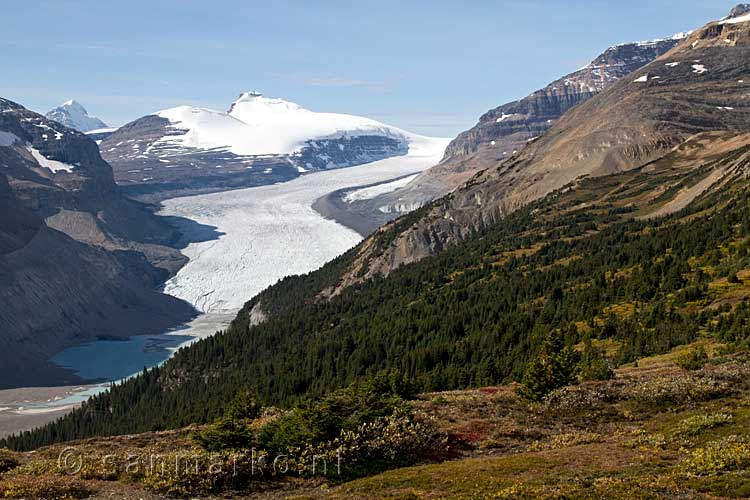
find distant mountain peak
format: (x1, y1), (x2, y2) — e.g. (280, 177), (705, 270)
(727, 4), (750, 19)
(236, 90), (263, 100)
(45, 100), (107, 133)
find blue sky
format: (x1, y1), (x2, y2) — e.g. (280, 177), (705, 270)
(1, 0), (740, 137)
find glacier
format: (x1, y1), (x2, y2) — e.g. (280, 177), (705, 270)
(160, 135), (450, 314)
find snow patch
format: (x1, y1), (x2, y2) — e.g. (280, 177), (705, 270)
(85, 127), (118, 135)
(692, 64), (708, 74)
(634, 75), (649, 83)
(27, 146), (75, 173)
(343, 174), (419, 203)
(720, 13), (750, 25)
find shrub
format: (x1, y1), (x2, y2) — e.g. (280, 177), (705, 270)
(306, 408), (447, 479)
(142, 451), (252, 497)
(676, 347), (709, 371)
(544, 385), (610, 413)
(578, 341), (615, 382)
(193, 387), (260, 451)
(683, 436), (750, 474)
(0, 473), (91, 499)
(258, 378), (408, 454)
(224, 387), (260, 421)
(0, 448), (19, 473)
(192, 418), (255, 452)
(528, 431), (603, 451)
(624, 374), (729, 408)
(517, 333), (580, 402)
(626, 430), (667, 449)
(675, 413), (733, 437)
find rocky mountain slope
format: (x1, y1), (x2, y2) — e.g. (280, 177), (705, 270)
(334, 9), (750, 290)
(352, 33), (688, 220)
(101, 92), (434, 201)
(0, 98), (195, 388)
(45, 100), (108, 133)
(12, 117), (750, 447)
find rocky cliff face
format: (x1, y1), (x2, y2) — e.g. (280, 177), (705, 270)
(99, 114), (297, 201)
(330, 13), (750, 294)
(363, 35), (686, 218)
(0, 98), (195, 388)
(294, 135), (407, 171)
(728, 3), (750, 18)
(443, 36), (687, 164)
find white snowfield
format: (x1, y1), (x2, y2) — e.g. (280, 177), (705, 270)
(156, 92), (414, 157)
(27, 146), (75, 172)
(721, 12), (750, 24)
(343, 173), (419, 203)
(160, 135), (449, 313)
(85, 127), (118, 135)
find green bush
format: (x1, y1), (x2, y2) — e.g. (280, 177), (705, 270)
(258, 377), (408, 454)
(578, 341), (614, 382)
(192, 388), (259, 451)
(192, 418), (255, 452)
(225, 387), (260, 421)
(0, 474), (91, 499)
(675, 413), (733, 437)
(517, 333), (580, 402)
(683, 436), (750, 474)
(677, 347), (709, 371)
(624, 374), (729, 408)
(0, 448), (19, 473)
(305, 408), (447, 479)
(142, 451), (252, 497)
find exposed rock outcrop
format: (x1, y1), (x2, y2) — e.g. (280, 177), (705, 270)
(0, 98), (195, 388)
(331, 14), (750, 293)
(362, 35), (687, 218)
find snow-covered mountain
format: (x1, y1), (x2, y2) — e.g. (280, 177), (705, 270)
(724, 3), (750, 20)
(45, 100), (108, 133)
(101, 92), (433, 200)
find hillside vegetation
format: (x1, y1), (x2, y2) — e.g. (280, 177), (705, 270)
(5, 130), (750, 451)
(4, 347), (750, 498)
